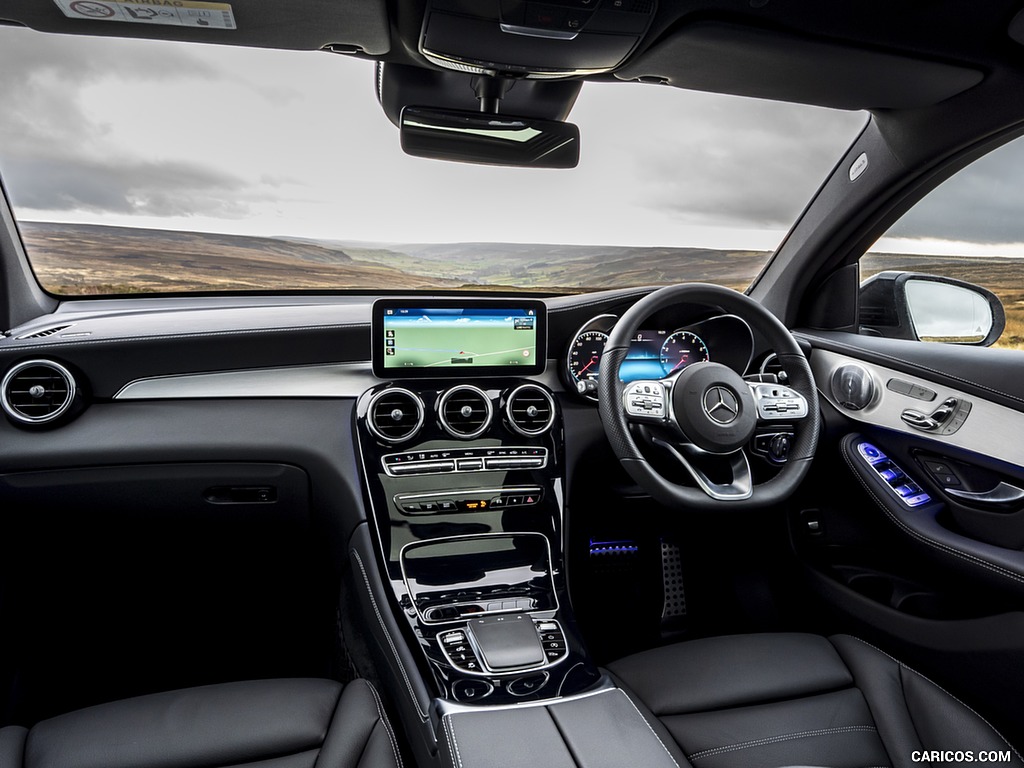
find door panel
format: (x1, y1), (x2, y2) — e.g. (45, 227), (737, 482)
(790, 329), (1024, 747)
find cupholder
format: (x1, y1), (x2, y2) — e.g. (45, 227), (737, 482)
(846, 573), (895, 604)
(893, 591), (945, 618)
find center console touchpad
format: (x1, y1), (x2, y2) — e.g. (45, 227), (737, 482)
(466, 615), (545, 671)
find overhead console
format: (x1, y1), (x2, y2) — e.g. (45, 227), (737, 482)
(357, 298), (600, 707)
(419, 0), (657, 78)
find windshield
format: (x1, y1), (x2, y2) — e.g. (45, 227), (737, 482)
(0, 27), (866, 296)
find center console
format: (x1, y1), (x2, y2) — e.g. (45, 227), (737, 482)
(350, 298), (690, 768)
(355, 299), (600, 708)
(355, 376), (599, 705)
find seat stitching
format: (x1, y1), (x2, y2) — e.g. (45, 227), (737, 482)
(365, 679), (405, 768)
(311, 683), (348, 768)
(351, 549), (428, 720)
(687, 725), (878, 761)
(614, 689), (682, 768)
(839, 444), (1024, 586)
(443, 714), (465, 768)
(844, 636), (1024, 764)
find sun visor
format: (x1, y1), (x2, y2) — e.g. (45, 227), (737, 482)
(615, 22), (983, 110)
(0, 0), (390, 54)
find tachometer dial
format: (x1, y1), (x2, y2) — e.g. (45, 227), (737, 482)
(659, 330), (709, 375)
(568, 330), (608, 383)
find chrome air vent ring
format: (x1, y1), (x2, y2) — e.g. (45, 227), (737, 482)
(1, 359), (77, 424)
(506, 384), (555, 436)
(367, 387), (425, 443)
(439, 384), (493, 439)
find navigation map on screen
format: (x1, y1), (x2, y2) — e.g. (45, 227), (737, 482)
(381, 306), (538, 370)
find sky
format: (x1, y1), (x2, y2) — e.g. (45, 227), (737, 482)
(0, 24), (1021, 256)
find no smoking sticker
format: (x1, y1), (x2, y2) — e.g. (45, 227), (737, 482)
(54, 0), (236, 29)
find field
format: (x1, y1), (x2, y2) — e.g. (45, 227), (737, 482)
(16, 222), (1024, 351)
(18, 222), (768, 295)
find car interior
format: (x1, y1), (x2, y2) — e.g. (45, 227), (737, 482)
(2, 1), (1024, 767)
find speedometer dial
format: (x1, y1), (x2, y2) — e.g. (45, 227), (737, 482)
(568, 330), (608, 383)
(659, 330), (709, 375)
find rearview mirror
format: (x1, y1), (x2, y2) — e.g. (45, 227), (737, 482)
(400, 106), (579, 168)
(859, 271), (1006, 346)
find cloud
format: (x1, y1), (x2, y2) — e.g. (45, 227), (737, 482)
(888, 138), (1024, 243)
(1, 153), (246, 216)
(623, 92), (866, 228)
(0, 25), (872, 247)
(0, 26), (248, 218)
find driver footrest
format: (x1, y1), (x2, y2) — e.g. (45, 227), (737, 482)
(660, 537), (688, 640)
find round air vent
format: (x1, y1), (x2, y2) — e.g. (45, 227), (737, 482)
(367, 388), (424, 443)
(506, 384), (555, 436)
(831, 363), (875, 411)
(1, 359), (77, 425)
(439, 385), (493, 439)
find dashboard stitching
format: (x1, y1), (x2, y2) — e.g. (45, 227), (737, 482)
(1, 322), (371, 353)
(840, 636), (1023, 763)
(365, 679), (405, 768)
(803, 334), (1024, 408)
(351, 548), (429, 721)
(840, 441), (1024, 586)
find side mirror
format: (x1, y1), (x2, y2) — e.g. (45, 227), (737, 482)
(859, 271), (1006, 346)
(400, 106), (579, 168)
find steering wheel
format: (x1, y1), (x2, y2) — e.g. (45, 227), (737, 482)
(597, 284), (820, 510)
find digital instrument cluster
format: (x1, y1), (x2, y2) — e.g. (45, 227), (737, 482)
(565, 313), (754, 401)
(567, 328), (710, 386)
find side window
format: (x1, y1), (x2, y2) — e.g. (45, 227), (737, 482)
(861, 137), (1024, 349)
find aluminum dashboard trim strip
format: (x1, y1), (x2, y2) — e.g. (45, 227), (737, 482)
(115, 361), (565, 399)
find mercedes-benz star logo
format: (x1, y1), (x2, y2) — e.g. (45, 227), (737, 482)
(703, 386), (739, 424)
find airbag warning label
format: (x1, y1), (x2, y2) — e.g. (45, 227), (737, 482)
(54, 0), (236, 29)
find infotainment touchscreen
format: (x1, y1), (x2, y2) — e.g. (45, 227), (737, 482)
(372, 298), (546, 378)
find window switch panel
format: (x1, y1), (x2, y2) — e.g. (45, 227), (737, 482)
(857, 442), (931, 508)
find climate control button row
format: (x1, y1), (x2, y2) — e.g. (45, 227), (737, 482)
(382, 446), (547, 476)
(395, 486), (543, 515)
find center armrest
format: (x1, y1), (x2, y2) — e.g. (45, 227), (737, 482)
(437, 687), (680, 768)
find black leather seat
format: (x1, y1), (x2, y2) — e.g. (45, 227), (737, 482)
(0, 678), (402, 768)
(607, 633), (1023, 768)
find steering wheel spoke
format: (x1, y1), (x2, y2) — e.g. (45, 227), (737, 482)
(747, 381), (809, 423)
(651, 436), (753, 501)
(622, 379), (671, 423)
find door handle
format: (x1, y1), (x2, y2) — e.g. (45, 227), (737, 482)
(947, 481), (1024, 505)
